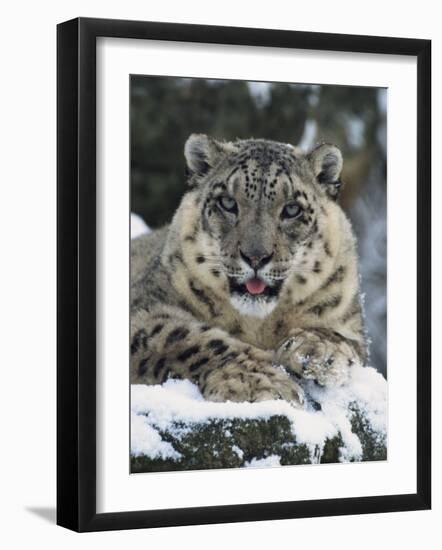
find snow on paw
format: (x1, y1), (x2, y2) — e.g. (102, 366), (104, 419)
(275, 328), (358, 387)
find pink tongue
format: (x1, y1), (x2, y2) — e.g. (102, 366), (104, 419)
(245, 278), (267, 295)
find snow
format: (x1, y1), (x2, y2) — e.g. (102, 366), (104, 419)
(131, 411), (182, 460)
(131, 365), (387, 466)
(245, 455), (282, 468)
(231, 445), (244, 459)
(131, 213), (150, 239)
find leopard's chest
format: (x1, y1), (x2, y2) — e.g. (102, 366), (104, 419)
(221, 304), (303, 351)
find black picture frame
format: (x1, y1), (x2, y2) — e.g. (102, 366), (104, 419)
(57, 17), (431, 532)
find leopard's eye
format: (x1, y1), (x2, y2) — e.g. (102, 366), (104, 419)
(218, 195), (238, 214)
(281, 202), (302, 220)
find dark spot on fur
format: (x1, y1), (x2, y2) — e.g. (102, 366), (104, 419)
(274, 319), (286, 336)
(138, 357), (149, 376)
(208, 339), (229, 356)
(196, 255), (205, 264)
(200, 369), (211, 383)
(313, 328), (343, 344)
(219, 351), (240, 367)
(153, 357), (166, 379)
(150, 324), (163, 337)
(229, 321), (243, 336)
(154, 313), (171, 320)
(166, 327), (189, 345)
(189, 280), (217, 316)
(132, 297), (142, 309)
(322, 265), (346, 289)
(296, 274), (307, 284)
(178, 300), (194, 314)
(150, 287), (167, 301)
(313, 261), (321, 274)
(341, 294), (361, 324)
(177, 345), (200, 362)
(189, 357), (210, 372)
(308, 295), (342, 316)
(131, 329), (148, 355)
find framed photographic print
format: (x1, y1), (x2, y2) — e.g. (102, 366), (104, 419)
(57, 17), (431, 532)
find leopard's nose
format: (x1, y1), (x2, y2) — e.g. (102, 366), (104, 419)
(240, 250), (274, 270)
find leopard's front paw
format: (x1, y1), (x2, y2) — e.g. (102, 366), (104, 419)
(275, 329), (358, 387)
(252, 365), (305, 405)
(202, 350), (304, 406)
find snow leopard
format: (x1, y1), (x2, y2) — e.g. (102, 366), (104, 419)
(130, 134), (367, 406)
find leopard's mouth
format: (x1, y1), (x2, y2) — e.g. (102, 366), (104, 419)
(228, 276), (283, 299)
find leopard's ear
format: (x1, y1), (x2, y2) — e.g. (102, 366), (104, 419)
(308, 143), (344, 200)
(184, 134), (227, 183)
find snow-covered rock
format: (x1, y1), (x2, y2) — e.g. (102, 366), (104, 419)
(131, 365), (387, 473)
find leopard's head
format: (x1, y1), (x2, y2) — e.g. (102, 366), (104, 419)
(183, 134), (344, 317)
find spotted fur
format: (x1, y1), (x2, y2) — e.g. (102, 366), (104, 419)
(130, 135), (367, 404)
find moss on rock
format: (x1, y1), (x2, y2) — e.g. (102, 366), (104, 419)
(349, 402), (387, 461)
(131, 402), (386, 473)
